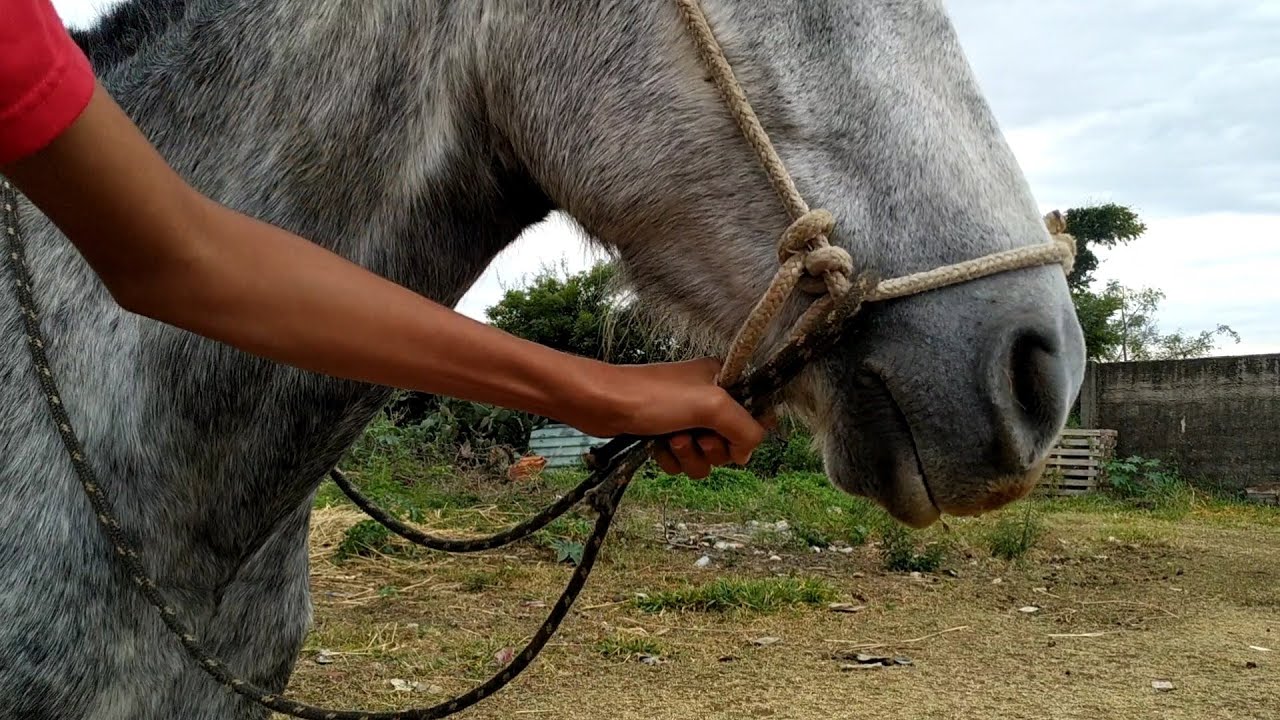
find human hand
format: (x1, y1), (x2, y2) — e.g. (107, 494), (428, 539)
(570, 357), (771, 479)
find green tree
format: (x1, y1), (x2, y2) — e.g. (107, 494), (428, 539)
(1062, 203), (1147, 291)
(485, 260), (684, 364)
(1102, 281), (1241, 361)
(1059, 203), (1147, 360)
(384, 261), (685, 449)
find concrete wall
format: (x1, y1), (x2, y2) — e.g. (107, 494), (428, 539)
(1079, 353), (1280, 490)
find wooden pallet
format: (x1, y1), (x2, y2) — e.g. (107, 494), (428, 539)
(1037, 428), (1118, 496)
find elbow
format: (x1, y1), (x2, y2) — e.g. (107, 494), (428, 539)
(102, 206), (223, 325)
(107, 281), (166, 320)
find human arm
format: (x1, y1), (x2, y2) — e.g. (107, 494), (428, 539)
(0, 1), (763, 476)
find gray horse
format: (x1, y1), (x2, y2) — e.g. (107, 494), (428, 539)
(0, 0), (1084, 718)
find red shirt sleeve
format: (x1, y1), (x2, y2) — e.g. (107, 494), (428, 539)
(0, 0), (96, 165)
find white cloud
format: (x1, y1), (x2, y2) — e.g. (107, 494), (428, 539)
(55, 0), (1279, 355)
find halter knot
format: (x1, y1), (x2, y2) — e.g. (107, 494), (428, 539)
(777, 209), (835, 262)
(1043, 210), (1078, 276)
(776, 209), (853, 296)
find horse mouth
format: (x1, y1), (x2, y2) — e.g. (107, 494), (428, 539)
(837, 368), (943, 529)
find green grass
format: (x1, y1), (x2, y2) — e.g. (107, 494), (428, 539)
(986, 503), (1046, 561)
(322, 417), (1279, 575)
(626, 467), (889, 548)
(632, 576), (836, 613)
(878, 523), (950, 573)
(596, 635), (665, 660)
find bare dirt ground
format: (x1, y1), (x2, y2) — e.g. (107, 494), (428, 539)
(276, 501), (1278, 720)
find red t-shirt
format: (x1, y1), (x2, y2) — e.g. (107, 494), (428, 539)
(0, 0), (96, 165)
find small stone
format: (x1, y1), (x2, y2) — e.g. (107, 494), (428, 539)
(991, 578), (1003, 585)
(837, 546), (855, 555)
(314, 650), (335, 665)
(676, 523), (688, 531)
(638, 654), (664, 666)
(752, 636), (782, 647)
(714, 540), (744, 551)
(1019, 606), (1040, 614)
(828, 603), (865, 614)
(493, 647), (516, 666)
(694, 555), (712, 568)
(851, 572), (865, 578)
(909, 571), (923, 581)
(811, 546), (822, 553)
(1152, 680), (1175, 692)
(389, 678), (413, 692)
(768, 555), (783, 562)
(774, 520), (791, 532)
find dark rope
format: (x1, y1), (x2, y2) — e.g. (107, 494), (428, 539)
(328, 465), (610, 553)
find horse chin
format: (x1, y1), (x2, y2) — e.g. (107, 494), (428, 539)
(813, 370), (943, 529)
(811, 366), (1043, 529)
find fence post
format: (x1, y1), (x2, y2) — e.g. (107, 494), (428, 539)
(1078, 360), (1099, 428)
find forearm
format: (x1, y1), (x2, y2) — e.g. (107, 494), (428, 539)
(146, 197), (612, 422)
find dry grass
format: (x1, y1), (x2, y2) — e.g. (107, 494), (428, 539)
(266, 499), (1280, 720)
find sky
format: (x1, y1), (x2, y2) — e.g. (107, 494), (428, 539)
(53, 0), (1279, 357)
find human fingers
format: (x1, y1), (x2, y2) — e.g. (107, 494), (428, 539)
(696, 392), (764, 466)
(653, 445), (682, 475)
(695, 432), (732, 468)
(667, 432), (711, 480)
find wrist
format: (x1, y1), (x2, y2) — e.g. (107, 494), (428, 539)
(545, 356), (631, 438)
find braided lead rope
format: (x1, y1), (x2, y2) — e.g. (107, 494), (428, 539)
(674, 0), (1076, 389)
(327, 466), (608, 553)
(0, 177), (650, 720)
(1, 173), (876, 719)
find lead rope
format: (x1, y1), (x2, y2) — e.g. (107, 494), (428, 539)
(1, 176), (870, 719)
(2, 1), (1077, 718)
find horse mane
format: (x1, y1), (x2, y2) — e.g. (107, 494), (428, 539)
(69, 0), (191, 72)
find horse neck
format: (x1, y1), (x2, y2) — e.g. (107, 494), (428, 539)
(104, 0), (546, 292)
(9, 0), (549, 573)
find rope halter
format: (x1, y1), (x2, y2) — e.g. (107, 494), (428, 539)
(673, 0), (1077, 388)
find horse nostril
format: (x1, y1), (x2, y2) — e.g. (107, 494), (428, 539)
(993, 327), (1069, 472)
(1010, 332), (1055, 426)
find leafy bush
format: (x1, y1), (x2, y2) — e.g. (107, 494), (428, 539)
(987, 504), (1045, 561)
(335, 519), (398, 560)
(878, 524), (949, 573)
(781, 433), (824, 473)
(1105, 455), (1194, 514)
(746, 418), (823, 477)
